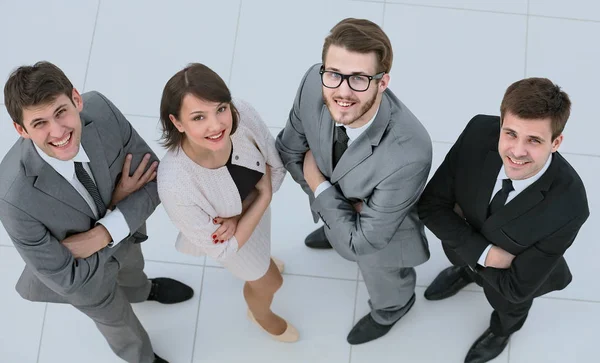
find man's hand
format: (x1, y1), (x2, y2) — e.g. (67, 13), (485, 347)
(303, 150), (326, 192)
(62, 225), (112, 259)
(485, 246), (516, 269)
(110, 153), (157, 209)
(211, 216), (240, 244)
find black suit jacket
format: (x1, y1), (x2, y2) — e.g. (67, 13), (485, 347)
(418, 115), (589, 304)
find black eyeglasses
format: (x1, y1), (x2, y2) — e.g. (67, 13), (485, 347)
(319, 66), (385, 92)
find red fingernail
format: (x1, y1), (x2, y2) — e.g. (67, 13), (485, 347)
(212, 234), (216, 238)
(220, 240), (224, 243)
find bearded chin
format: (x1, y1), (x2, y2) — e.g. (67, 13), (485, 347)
(323, 92), (377, 126)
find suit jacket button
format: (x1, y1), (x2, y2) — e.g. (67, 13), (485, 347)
(235, 155), (239, 160)
(256, 161), (260, 166)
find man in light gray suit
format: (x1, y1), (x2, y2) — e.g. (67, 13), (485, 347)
(0, 62), (193, 363)
(276, 18), (432, 344)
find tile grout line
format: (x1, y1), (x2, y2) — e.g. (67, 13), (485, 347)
(384, 1), (527, 17)
(227, 0), (243, 86)
(82, 0), (102, 92)
(189, 265), (207, 363)
(523, 0), (530, 78)
(382, 1), (600, 23)
(381, 0), (387, 28)
(348, 268), (361, 363)
(35, 303), (49, 363)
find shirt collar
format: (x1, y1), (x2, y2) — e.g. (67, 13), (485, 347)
(498, 153), (553, 194)
(335, 107), (380, 143)
(34, 143), (90, 181)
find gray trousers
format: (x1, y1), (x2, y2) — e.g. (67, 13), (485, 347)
(357, 259), (416, 325)
(68, 244), (154, 363)
(327, 231), (416, 325)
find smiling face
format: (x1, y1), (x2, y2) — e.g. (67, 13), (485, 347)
(498, 112), (563, 180)
(322, 45), (389, 128)
(14, 89), (83, 161)
(169, 94), (233, 153)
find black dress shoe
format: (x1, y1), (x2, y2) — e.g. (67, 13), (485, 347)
(424, 266), (474, 301)
(464, 328), (510, 363)
(147, 277), (194, 304)
(304, 226), (332, 249)
(154, 353), (168, 363)
(347, 294), (415, 345)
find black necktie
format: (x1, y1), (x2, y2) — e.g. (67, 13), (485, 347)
(74, 162), (106, 218)
(332, 126), (349, 169)
(488, 178), (514, 216)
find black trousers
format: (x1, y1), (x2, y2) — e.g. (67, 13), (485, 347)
(463, 267), (533, 336)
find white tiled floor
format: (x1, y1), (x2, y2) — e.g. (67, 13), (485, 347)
(0, 1), (598, 363)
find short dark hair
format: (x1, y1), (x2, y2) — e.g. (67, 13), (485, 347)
(159, 63), (239, 151)
(322, 18), (393, 74)
(4, 61), (74, 128)
(500, 77), (571, 140)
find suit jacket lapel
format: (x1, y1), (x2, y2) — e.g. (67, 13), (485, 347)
(474, 150), (503, 222)
(80, 119), (112, 207)
(22, 139), (96, 219)
(318, 105), (335, 177)
(330, 94), (391, 183)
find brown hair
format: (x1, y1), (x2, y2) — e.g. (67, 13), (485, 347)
(4, 61), (74, 128)
(159, 63), (239, 151)
(500, 78), (571, 140)
(322, 18), (393, 74)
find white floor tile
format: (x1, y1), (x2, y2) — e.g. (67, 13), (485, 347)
(193, 268), (356, 363)
(544, 153), (600, 302)
(509, 297), (600, 363)
(84, 0), (241, 117)
(351, 285), (508, 363)
(0, 0), (99, 101)
(384, 4), (526, 144)
(386, 0), (527, 14)
(142, 205), (206, 266)
(0, 106), (21, 166)
(526, 17), (600, 156)
(229, 0), (385, 129)
(529, 0), (600, 21)
(38, 261), (203, 363)
(0, 246), (47, 363)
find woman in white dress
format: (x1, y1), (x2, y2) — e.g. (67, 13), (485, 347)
(157, 63), (298, 342)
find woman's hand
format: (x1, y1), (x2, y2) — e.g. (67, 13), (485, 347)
(211, 216), (240, 244)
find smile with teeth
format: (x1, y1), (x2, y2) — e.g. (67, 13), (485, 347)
(508, 156), (528, 165)
(206, 131), (224, 140)
(50, 133), (71, 147)
(336, 100), (354, 107)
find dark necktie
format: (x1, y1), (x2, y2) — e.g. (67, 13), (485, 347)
(74, 162), (106, 218)
(488, 178), (514, 216)
(332, 126), (349, 169)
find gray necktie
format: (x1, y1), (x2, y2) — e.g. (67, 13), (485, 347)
(74, 162), (106, 218)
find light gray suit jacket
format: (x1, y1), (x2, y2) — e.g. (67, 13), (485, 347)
(276, 64), (432, 267)
(0, 91), (160, 305)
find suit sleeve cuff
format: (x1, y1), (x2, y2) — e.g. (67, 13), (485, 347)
(314, 181), (333, 198)
(96, 207), (130, 248)
(477, 244), (493, 267)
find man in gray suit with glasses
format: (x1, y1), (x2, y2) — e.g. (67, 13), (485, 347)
(0, 61), (193, 363)
(276, 18), (433, 344)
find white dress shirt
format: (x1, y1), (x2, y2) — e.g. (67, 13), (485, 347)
(477, 154), (553, 266)
(34, 144), (130, 247)
(313, 108), (380, 197)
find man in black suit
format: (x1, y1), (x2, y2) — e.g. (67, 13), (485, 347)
(418, 77), (589, 363)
